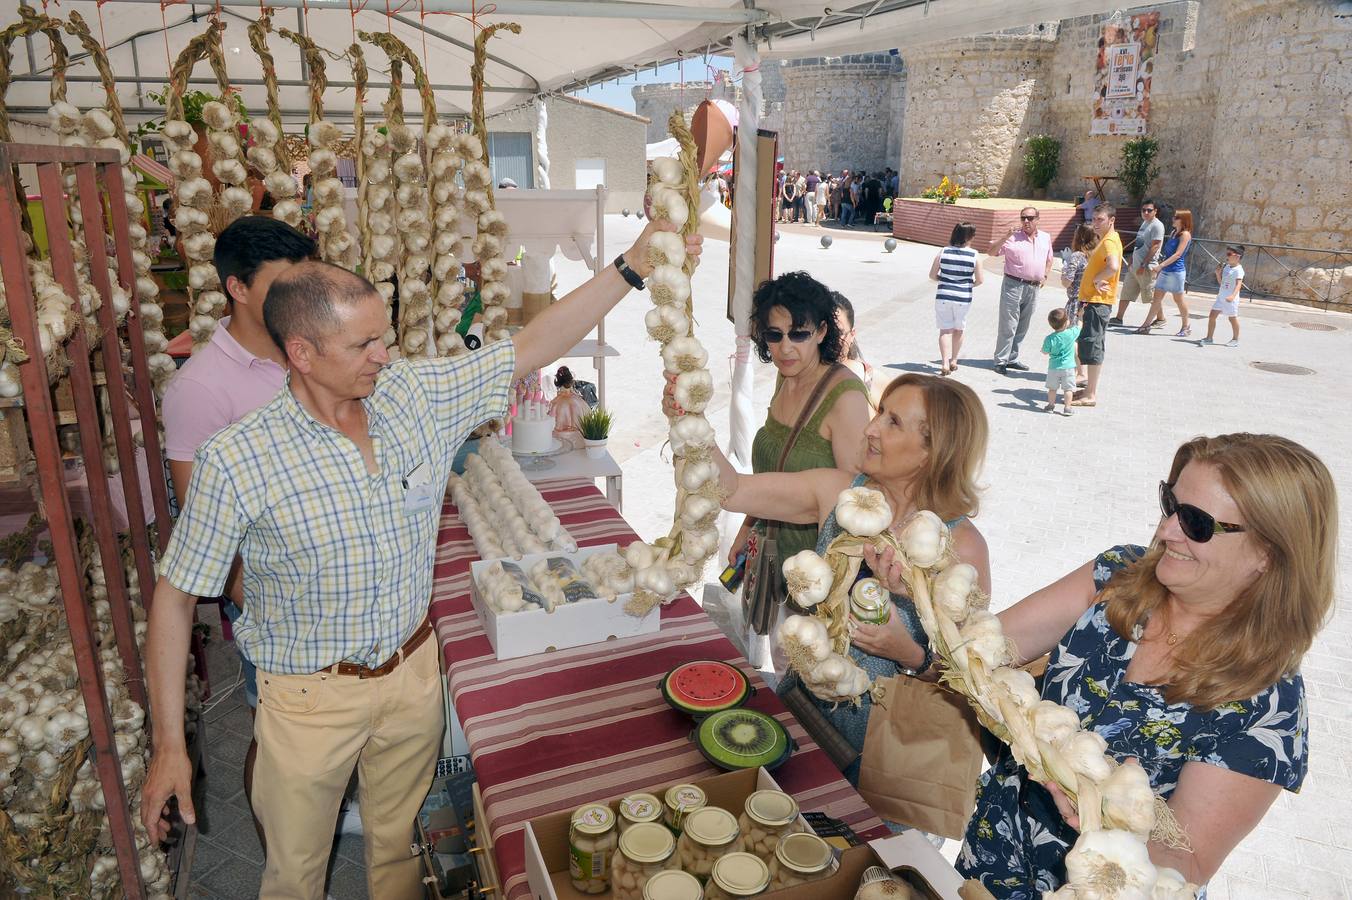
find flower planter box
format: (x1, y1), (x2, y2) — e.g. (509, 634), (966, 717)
(891, 198), (1141, 253)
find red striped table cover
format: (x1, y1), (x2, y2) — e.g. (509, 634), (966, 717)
(431, 479), (887, 900)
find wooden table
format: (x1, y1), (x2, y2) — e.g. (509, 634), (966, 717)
(430, 479), (887, 900)
(1083, 174), (1118, 201)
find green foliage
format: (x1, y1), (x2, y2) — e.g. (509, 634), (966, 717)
(1023, 135), (1061, 190)
(141, 88), (250, 134)
(964, 187), (992, 200)
(1118, 136), (1161, 204)
(578, 407), (613, 441)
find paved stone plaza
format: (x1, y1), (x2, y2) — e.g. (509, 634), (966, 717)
(187, 217), (1351, 899)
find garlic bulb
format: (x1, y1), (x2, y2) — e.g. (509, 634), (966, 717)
(1063, 829), (1159, 898)
(932, 562), (980, 621)
(1101, 760), (1157, 838)
(673, 370), (714, 414)
(645, 305), (690, 343)
(669, 415), (715, 453)
(834, 487), (893, 538)
(777, 614), (832, 662)
(897, 509), (950, 567)
(662, 336), (707, 373)
(649, 264), (692, 307)
(957, 609), (1010, 670)
(649, 157), (684, 186)
(648, 185), (690, 228)
(782, 550), (833, 609)
(1030, 700), (1082, 746)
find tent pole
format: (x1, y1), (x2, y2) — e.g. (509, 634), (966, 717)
(727, 28), (760, 470)
(98, 0), (767, 23)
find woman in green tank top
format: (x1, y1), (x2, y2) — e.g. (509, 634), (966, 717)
(730, 274), (871, 666)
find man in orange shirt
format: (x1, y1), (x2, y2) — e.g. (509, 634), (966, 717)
(1073, 205), (1122, 407)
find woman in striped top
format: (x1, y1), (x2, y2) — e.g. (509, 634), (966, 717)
(928, 222), (983, 375)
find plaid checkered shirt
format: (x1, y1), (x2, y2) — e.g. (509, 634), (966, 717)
(159, 341), (515, 674)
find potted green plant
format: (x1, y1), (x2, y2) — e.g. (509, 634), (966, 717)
(1118, 135), (1161, 206)
(578, 407), (613, 459)
(1023, 134), (1061, 199)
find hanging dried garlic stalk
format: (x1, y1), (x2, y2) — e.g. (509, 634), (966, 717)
(279, 26), (356, 269)
(467, 22), (520, 347)
(360, 31), (433, 358)
(245, 15), (299, 228)
(617, 112), (717, 617)
(348, 43), (397, 351)
(203, 31), (251, 232)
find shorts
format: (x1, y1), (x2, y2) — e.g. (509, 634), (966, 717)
(935, 299), (971, 330)
(1212, 296), (1240, 317)
(1155, 269), (1185, 294)
(1046, 369), (1076, 393)
(1119, 265), (1157, 304)
(1077, 303), (1110, 365)
(221, 600), (259, 708)
(1064, 298), (1083, 324)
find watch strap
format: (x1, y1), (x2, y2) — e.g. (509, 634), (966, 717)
(614, 254), (645, 291)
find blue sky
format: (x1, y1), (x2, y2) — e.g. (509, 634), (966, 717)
(569, 56), (734, 113)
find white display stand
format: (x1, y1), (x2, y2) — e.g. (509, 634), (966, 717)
(496, 187), (623, 508)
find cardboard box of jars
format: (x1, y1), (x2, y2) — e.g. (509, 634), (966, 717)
(468, 544), (661, 660)
(522, 767), (965, 900)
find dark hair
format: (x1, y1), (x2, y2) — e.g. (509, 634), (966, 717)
(264, 260), (377, 352)
(833, 291), (855, 327)
(1141, 198), (1157, 209)
(1227, 245), (1246, 258)
(1097, 203), (1117, 221)
(214, 216), (317, 301)
(555, 366), (575, 389)
(949, 222), (977, 247)
(751, 271), (843, 365)
(1049, 307), (1069, 329)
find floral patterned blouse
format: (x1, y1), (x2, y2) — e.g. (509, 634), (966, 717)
(957, 545), (1308, 898)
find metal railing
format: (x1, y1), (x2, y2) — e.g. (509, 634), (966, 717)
(1117, 228), (1349, 309)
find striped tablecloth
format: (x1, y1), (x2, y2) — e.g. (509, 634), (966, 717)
(431, 479), (887, 900)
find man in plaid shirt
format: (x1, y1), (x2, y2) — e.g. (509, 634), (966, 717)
(142, 221), (700, 899)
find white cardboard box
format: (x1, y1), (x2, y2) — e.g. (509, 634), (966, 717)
(468, 544), (660, 660)
(522, 767), (964, 900)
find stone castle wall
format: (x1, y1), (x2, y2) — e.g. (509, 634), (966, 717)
(778, 54), (904, 176)
(632, 74), (740, 143)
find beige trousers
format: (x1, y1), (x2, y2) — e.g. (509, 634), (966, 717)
(251, 635), (443, 900)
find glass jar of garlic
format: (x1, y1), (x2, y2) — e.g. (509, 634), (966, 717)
(703, 852), (770, 899)
(766, 832), (837, 890)
(619, 793), (664, 835)
(849, 578), (891, 624)
(735, 790), (805, 864)
(643, 869), (704, 900)
(611, 822), (679, 900)
(676, 807), (740, 883)
(569, 803), (618, 894)
(663, 783), (707, 833)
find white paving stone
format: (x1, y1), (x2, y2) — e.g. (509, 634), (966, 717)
(545, 216), (1352, 897)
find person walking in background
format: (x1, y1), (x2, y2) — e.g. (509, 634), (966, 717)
(780, 171), (799, 224)
(794, 171), (808, 223)
(861, 171), (883, 228)
(1073, 204), (1123, 407)
(1111, 199), (1164, 330)
(814, 171), (828, 227)
(1148, 209), (1195, 336)
(804, 170), (821, 225)
(1042, 307), (1080, 416)
(990, 207), (1054, 375)
(840, 175), (857, 228)
(930, 222), (982, 375)
(1202, 246), (1245, 347)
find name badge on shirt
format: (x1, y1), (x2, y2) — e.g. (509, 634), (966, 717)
(402, 462), (436, 515)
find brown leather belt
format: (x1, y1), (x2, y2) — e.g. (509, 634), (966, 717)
(329, 617), (433, 679)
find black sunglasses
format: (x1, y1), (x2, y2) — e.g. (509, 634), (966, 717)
(1158, 481), (1246, 543)
(1142, 207), (1157, 213)
(762, 328), (815, 344)
(1020, 214), (1038, 221)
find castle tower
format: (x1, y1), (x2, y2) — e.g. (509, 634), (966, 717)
(778, 54), (904, 175)
(632, 73), (741, 143)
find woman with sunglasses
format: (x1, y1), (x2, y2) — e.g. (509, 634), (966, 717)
(726, 272), (872, 668)
(708, 372), (991, 781)
(1142, 209), (1194, 336)
(959, 434), (1336, 897)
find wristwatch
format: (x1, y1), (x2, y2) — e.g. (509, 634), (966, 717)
(899, 643), (934, 678)
(614, 253), (645, 291)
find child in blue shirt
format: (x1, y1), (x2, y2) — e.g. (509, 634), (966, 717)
(1041, 307), (1081, 416)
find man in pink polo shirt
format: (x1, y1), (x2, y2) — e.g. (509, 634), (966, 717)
(161, 215), (316, 846)
(990, 206), (1054, 374)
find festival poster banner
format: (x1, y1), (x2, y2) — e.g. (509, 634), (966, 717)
(1091, 11), (1159, 135)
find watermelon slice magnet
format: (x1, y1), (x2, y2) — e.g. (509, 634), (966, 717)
(659, 660), (753, 719)
(693, 708), (793, 771)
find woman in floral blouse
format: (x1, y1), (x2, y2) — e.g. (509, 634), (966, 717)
(958, 433), (1337, 897)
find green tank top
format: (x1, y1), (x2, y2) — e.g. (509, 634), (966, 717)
(750, 377), (868, 560)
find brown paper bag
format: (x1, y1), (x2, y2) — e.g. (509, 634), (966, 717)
(521, 291), (553, 325)
(857, 675), (984, 839)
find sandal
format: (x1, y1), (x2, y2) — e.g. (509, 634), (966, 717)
(1175, 327), (1192, 337)
(1134, 324), (1153, 334)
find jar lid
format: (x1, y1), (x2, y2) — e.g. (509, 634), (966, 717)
(683, 806), (739, 846)
(664, 783), (706, 812)
(571, 803), (615, 835)
(851, 578), (887, 611)
(619, 822), (675, 864)
(620, 793), (663, 824)
(710, 852), (770, 895)
(745, 790), (798, 828)
(643, 869), (703, 900)
(774, 833), (834, 874)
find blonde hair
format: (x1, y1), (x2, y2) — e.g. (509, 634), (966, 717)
(1103, 434), (1337, 710)
(879, 374), (987, 521)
